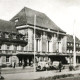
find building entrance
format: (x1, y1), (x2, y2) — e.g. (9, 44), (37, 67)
(17, 55), (33, 67)
(49, 56), (68, 64)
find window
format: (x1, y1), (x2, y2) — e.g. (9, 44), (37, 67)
(15, 18), (19, 25)
(17, 46), (19, 50)
(17, 45), (21, 51)
(7, 45), (10, 50)
(71, 43), (72, 46)
(70, 50), (72, 53)
(5, 33), (9, 38)
(6, 56), (9, 62)
(54, 34), (56, 37)
(0, 45), (2, 49)
(67, 43), (69, 46)
(15, 19), (18, 23)
(47, 41), (50, 52)
(0, 32), (2, 37)
(13, 35), (16, 39)
(58, 42), (62, 53)
(21, 46), (24, 51)
(36, 39), (40, 52)
(14, 45), (17, 52)
(76, 44), (78, 47)
(67, 50), (69, 53)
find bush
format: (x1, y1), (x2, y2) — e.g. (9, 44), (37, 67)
(36, 74), (74, 80)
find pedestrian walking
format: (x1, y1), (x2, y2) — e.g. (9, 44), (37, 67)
(12, 62), (16, 68)
(22, 62), (25, 69)
(58, 61), (62, 72)
(13, 62), (15, 68)
(46, 63), (49, 71)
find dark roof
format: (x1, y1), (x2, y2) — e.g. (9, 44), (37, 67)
(0, 19), (17, 33)
(10, 7), (66, 33)
(67, 34), (80, 44)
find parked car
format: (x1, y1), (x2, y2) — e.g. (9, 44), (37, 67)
(52, 61), (65, 70)
(36, 61), (49, 71)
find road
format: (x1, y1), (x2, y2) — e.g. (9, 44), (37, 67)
(59, 77), (80, 80)
(1, 66), (80, 80)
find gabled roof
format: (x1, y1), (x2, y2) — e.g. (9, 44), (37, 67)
(0, 19), (17, 33)
(67, 34), (80, 44)
(10, 7), (66, 33)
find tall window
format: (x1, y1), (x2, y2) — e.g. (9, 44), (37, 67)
(6, 56), (9, 62)
(47, 41), (50, 52)
(14, 45), (17, 52)
(47, 33), (52, 52)
(21, 46), (24, 51)
(0, 32), (2, 37)
(58, 42), (62, 53)
(36, 39), (40, 52)
(17, 45), (19, 50)
(67, 43), (70, 46)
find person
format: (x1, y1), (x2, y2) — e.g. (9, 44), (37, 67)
(12, 62), (15, 68)
(46, 63), (49, 71)
(22, 62), (25, 69)
(58, 61), (62, 72)
(13, 62), (15, 68)
(19, 61), (21, 66)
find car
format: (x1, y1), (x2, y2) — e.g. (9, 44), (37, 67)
(36, 61), (49, 71)
(52, 61), (59, 70)
(52, 61), (65, 70)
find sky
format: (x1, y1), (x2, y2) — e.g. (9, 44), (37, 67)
(0, 0), (80, 39)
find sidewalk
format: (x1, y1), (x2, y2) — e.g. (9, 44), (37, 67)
(2, 68), (80, 80)
(1, 66), (34, 74)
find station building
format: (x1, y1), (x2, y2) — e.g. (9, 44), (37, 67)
(0, 7), (80, 67)
(10, 7), (67, 66)
(0, 19), (27, 67)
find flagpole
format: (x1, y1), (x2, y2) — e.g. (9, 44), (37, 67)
(34, 15), (36, 72)
(73, 19), (76, 67)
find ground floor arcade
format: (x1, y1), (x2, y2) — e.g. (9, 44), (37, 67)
(0, 53), (80, 67)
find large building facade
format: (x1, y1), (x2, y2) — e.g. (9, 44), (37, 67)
(10, 7), (67, 66)
(0, 7), (80, 67)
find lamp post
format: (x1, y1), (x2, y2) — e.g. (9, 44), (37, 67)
(73, 20), (76, 67)
(34, 15), (36, 72)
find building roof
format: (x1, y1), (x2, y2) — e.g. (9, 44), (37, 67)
(67, 34), (80, 44)
(0, 19), (17, 33)
(10, 7), (66, 33)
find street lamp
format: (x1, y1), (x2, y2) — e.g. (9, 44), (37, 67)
(34, 15), (36, 72)
(73, 20), (76, 67)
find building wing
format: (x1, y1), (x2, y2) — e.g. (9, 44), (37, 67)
(67, 34), (80, 44)
(0, 19), (17, 33)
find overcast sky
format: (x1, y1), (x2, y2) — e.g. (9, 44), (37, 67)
(0, 0), (80, 39)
